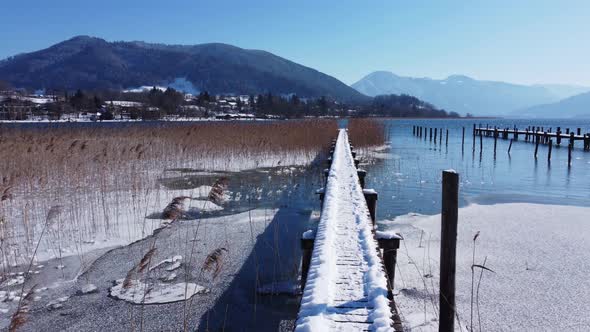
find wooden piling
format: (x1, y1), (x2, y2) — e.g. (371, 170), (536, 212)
(479, 132), (483, 152)
(377, 235), (401, 299)
(434, 128), (438, 143)
(508, 139), (513, 154)
(534, 134), (540, 159)
(543, 132), (546, 144)
(568, 143), (573, 166)
(439, 170), (459, 332)
(363, 189), (378, 225)
(462, 127), (465, 150)
(493, 130), (497, 156)
(301, 236), (315, 290)
(548, 139), (553, 162)
(357, 169), (367, 189)
(446, 129), (449, 146)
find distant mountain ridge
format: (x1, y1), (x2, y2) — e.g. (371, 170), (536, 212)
(352, 71), (590, 116)
(515, 91), (590, 118)
(0, 36), (367, 102)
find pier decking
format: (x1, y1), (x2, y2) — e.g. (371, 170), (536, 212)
(473, 125), (590, 150)
(295, 129), (399, 332)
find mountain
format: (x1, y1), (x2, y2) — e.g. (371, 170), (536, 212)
(515, 91), (590, 118)
(532, 84), (590, 100)
(0, 36), (367, 102)
(351, 71), (590, 116)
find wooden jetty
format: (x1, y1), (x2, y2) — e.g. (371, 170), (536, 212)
(295, 129), (402, 332)
(472, 125), (590, 151)
(412, 124), (590, 151)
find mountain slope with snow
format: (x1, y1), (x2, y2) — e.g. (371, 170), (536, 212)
(0, 36), (368, 102)
(352, 71), (589, 116)
(515, 91), (590, 118)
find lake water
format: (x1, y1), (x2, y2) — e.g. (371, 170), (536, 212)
(361, 119), (590, 224)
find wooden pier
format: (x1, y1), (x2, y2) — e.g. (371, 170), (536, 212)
(295, 129), (402, 331)
(472, 125), (590, 151)
(412, 124), (590, 151)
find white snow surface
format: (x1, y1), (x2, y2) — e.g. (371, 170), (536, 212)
(384, 203), (590, 331)
(110, 279), (207, 304)
(295, 129), (393, 331)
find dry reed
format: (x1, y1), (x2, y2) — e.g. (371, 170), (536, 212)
(0, 119), (338, 271)
(348, 118), (387, 147)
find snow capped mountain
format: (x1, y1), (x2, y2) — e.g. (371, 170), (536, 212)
(352, 71), (589, 116)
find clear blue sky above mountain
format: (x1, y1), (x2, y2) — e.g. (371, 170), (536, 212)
(1, 0), (589, 86)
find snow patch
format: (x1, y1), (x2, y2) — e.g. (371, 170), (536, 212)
(109, 279), (207, 304)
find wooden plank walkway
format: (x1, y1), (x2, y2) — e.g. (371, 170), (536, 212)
(474, 126), (590, 150)
(295, 129), (395, 332)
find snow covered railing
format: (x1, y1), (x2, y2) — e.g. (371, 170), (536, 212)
(296, 129), (402, 332)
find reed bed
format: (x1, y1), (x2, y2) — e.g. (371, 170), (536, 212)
(347, 118), (387, 148)
(0, 119), (338, 273)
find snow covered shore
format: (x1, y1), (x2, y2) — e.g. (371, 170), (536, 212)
(383, 203), (590, 331)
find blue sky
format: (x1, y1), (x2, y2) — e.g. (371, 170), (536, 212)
(1, 0), (589, 86)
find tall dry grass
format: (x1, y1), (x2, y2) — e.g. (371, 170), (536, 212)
(0, 119), (338, 273)
(347, 118), (387, 148)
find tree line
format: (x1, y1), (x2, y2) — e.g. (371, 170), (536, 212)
(1, 85), (462, 119)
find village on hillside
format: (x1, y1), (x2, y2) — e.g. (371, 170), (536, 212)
(0, 86), (272, 122)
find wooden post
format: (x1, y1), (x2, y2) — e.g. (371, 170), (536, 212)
(363, 189), (378, 226)
(357, 169), (367, 188)
(493, 129), (498, 156)
(494, 131), (498, 158)
(430, 128), (433, 141)
(556, 127), (562, 145)
(377, 235), (401, 299)
(446, 129), (449, 146)
(462, 127), (465, 150)
(577, 128), (581, 136)
(472, 124), (476, 151)
(568, 143), (573, 167)
(316, 188), (325, 204)
(548, 139), (553, 162)
(479, 131), (483, 152)
(543, 131), (547, 144)
(508, 139), (513, 154)
(439, 170), (459, 332)
(434, 128), (438, 144)
(534, 134), (540, 159)
(570, 132), (575, 148)
(439, 128), (443, 144)
(301, 236), (315, 291)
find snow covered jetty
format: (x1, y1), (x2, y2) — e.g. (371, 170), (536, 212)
(296, 129), (401, 332)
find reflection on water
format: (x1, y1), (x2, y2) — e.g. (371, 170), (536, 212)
(362, 119), (590, 223)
